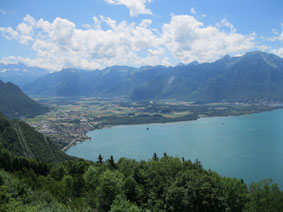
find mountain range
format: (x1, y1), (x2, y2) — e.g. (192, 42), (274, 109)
(3, 51), (283, 103)
(0, 63), (50, 88)
(0, 80), (49, 119)
(132, 51), (283, 102)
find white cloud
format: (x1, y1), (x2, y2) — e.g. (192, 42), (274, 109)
(257, 45), (270, 52)
(277, 32), (283, 41)
(17, 23), (33, 35)
(19, 35), (33, 44)
(148, 48), (165, 56)
(0, 26), (18, 40)
(37, 19), (52, 32)
(23, 14), (36, 26)
(0, 14), (259, 70)
(104, 0), (152, 17)
(271, 48), (283, 57)
(162, 15), (255, 63)
(0, 15), (165, 70)
(267, 24), (283, 41)
(216, 18), (236, 33)
(190, 8), (196, 15)
(8, 14), (36, 44)
(270, 26), (283, 58)
(50, 18), (76, 46)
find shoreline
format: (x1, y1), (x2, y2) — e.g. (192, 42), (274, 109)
(63, 106), (283, 152)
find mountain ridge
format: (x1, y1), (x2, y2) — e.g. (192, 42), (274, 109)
(21, 51), (283, 102)
(0, 80), (49, 119)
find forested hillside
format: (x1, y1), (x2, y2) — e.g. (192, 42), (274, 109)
(0, 80), (49, 119)
(0, 145), (282, 212)
(0, 113), (72, 162)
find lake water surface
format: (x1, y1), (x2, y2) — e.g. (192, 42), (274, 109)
(67, 109), (283, 187)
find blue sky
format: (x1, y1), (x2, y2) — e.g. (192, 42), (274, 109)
(0, 0), (282, 70)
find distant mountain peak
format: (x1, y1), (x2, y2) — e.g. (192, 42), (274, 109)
(242, 51), (278, 59)
(176, 62), (185, 67)
(215, 54), (236, 65)
(187, 61), (199, 66)
(176, 61), (199, 67)
(240, 51), (283, 69)
(222, 54), (231, 59)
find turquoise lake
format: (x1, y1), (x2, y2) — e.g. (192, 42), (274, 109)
(67, 109), (283, 187)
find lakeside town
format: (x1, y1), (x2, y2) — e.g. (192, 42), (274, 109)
(25, 97), (283, 151)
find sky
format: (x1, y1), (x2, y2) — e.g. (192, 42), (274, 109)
(0, 0), (283, 71)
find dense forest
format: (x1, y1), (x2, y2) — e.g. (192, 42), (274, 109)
(1, 145), (283, 212)
(0, 112), (283, 211)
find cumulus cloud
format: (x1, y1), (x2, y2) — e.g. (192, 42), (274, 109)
(0, 14), (259, 70)
(104, 0), (152, 17)
(162, 15), (255, 63)
(1, 14), (37, 44)
(0, 15), (165, 70)
(0, 26), (18, 40)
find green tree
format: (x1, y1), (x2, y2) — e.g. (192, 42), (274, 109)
(97, 170), (124, 212)
(152, 153), (158, 161)
(97, 154), (103, 164)
(165, 169), (226, 212)
(117, 158), (138, 177)
(123, 176), (142, 203)
(83, 165), (107, 189)
(110, 196), (142, 212)
(107, 155), (116, 169)
(221, 177), (248, 212)
(50, 164), (67, 181)
(163, 152), (167, 158)
(59, 175), (73, 203)
(244, 179), (283, 212)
